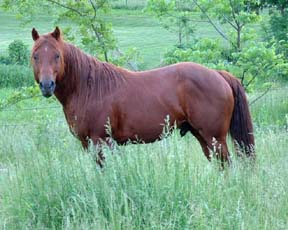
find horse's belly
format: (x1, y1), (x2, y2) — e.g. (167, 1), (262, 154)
(112, 113), (184, 144)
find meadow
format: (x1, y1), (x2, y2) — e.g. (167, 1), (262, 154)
(0, 5), (288, 230)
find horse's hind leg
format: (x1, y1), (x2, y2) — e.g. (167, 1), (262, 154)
(186, 121), (231, 165)
(202, 135), (232, 166)
(181, 122), (211, 161)
(194, 134), (211, 161)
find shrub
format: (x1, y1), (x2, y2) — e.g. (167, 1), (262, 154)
(163, 38), (226, 68)
(8, 40), (29, 65)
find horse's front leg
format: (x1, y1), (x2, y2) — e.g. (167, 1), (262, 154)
(92, 136), (115, 167)
(80, 135), (114, 167)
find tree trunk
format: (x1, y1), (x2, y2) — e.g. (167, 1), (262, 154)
(237, 25), (241, 51)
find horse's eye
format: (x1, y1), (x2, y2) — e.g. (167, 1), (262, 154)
(55, 54), (60, 60)
(33, 55), (38, 61)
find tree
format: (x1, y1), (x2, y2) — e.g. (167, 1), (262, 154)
(261, 0), (288, 15)
(147, 0), (197, 47)
(193, 0), (261, 52)
(261, 0), (288, 41)
(259, 0), (288, 60)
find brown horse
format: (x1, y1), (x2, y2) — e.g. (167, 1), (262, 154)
(31, 27), (255, 166)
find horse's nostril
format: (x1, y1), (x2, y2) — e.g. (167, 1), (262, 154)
(50, 81), (55, 88)
(39, 82), (43, 88)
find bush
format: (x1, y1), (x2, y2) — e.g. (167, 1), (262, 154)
(230, 41), (288, 89)
(8, 40), (29, 65)
(163, 38), (227, 68)
(0, 64), (34, 88)
(163, 39), (288, 91)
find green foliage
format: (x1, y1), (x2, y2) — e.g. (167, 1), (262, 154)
(195, 0), (261, 51)
(163, 38), (226, 68)
(0, 64), (34, 88)
(0, 40), (29, 65)
(56, 0), (117, 62)
(0, 54), (10, 65)
(1, 0), (117, 62)
(275, 39), (288, 59)
(8, 39), (29, 65)
(110, 47), (142, 70)
(147, 0), (197, 47)
(230, 41), (288, 88)
(261, 0), (288, 13)
(1, 0), (142, 65)
(0, 84), (40, 111)
(163, 38), (288, 90)
(1, 0), (51, 22)
(268, 10), (288, 42)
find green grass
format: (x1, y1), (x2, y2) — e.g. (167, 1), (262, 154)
(0, 64), (33, 88)
(249, 87), (288, 127)
(0, 120), (287, 229)
(0, 12), (54, 54)
(112, 0), (147, 9)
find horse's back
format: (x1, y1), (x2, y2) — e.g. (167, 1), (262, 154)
(133, 62), (233, 105)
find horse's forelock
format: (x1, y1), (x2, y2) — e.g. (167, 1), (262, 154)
(32, 33), (64, 53)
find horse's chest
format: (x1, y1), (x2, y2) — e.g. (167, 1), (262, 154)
(63, 107), (89, 138)
(63, 105), (108, 140)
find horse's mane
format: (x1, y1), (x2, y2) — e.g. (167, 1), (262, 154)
(61, 40), (127, 102)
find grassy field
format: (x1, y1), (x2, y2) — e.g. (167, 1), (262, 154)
(0, 101), (287, 229)
(0, 5), (288, 230)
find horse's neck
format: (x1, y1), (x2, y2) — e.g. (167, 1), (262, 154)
(54, 43), (128, 112)
(54, 43), (91, 107)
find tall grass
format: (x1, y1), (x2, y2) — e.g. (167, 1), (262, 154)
(250, 87), (288, 127)
(0, 120), (287, 229)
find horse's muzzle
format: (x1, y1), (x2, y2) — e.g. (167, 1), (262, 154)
(39, 80), (56, 97)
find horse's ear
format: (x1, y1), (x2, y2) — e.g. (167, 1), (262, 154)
(52, 26), (61, 40)
(32, 28), (39, 41)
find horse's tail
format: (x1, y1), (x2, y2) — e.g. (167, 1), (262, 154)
(217, 70), (255, 158)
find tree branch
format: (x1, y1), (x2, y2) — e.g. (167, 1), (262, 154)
(46, 0), (84, 16)
(244, 74), (257, 90)
(249, 85), (273, 106)
(89, 0), (97, 20)
(192, 0), (229, 41)
(222, 14), (238, 30)
(240, 69), (247, 86)
(228, 0), (240, 28)
(91, 24), (109, 62)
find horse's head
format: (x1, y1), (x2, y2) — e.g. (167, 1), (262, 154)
(31, 27), (65, 97)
